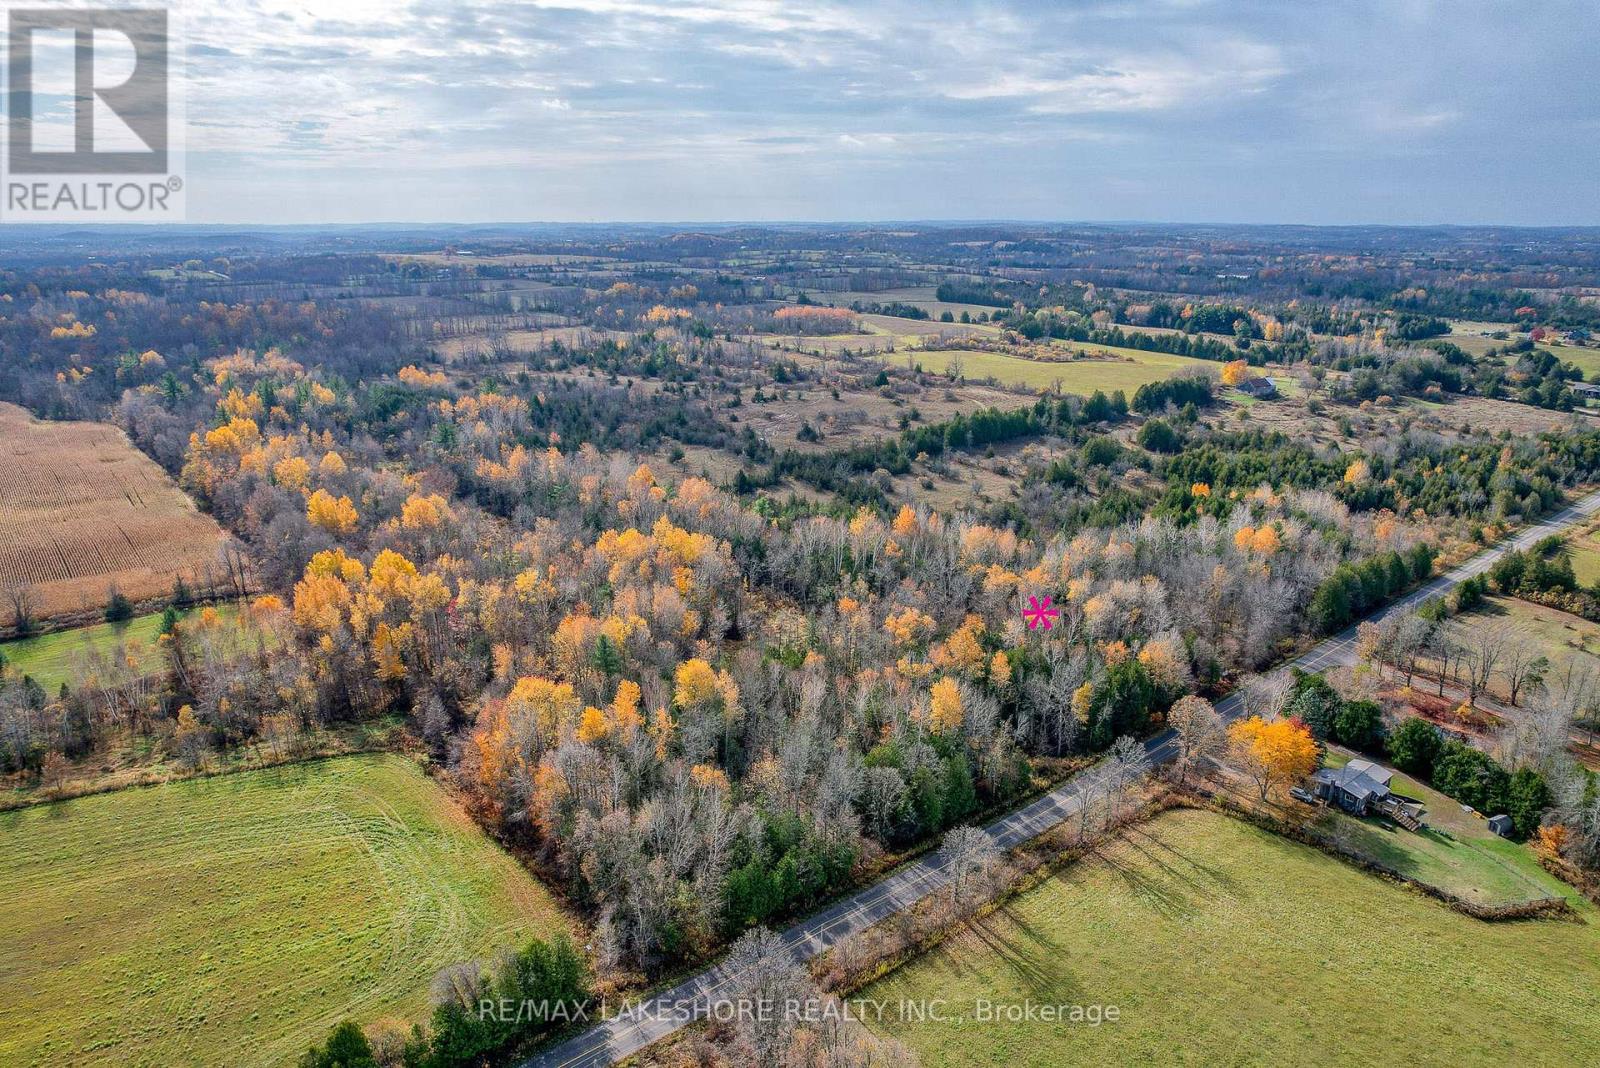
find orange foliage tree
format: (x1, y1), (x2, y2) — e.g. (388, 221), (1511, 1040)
(1227, 715), (1318, 799)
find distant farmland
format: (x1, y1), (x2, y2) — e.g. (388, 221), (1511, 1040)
(911, 347), (1215, 395)
(0, 754), (573, 1067)
(0, 403), (233, 630)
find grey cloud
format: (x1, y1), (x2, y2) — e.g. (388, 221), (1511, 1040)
(176, 0), (1599, 223)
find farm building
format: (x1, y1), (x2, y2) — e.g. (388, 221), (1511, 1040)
(1487, 814), (1514, 838)
(1238, 376), (1278, 399)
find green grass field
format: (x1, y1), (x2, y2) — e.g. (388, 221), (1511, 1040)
(0, 753), (571, 1068)
(1445, 326), (1600, 379)
(910, 348), (1214, 395)
(0, 606), (249, 693)
(863, 810), (1600, 1065)
(1316, 750), (1568, 906)
(1566, 520), (1600, 586)
(1573, 545), (1600, 587)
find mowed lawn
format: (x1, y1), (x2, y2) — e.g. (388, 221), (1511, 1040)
(863, 810), (1600, 1066)
(0, 753), (571, 1068)
(911, 347), (1214, 395)
(1316, 751), (1570, 906)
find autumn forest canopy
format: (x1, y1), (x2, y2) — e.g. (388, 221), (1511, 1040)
(6, 222), (1600, 1068)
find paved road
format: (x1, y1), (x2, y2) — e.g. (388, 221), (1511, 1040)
(523, 487), (1600, 1068)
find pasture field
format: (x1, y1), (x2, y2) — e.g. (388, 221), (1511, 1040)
(1314, 750), (1567, 906)
(1402, 393), (1581, 436)
(1546, 342), (1600, 379)
(1233, 390), (1580, 455)
(1444, 326), (1600, 377)
(1449, 319), (1521, 336)
(1446, 334), (1507, 357)
(910, 347), (1214, 394)
(0, 403), (233, 629)
(1568, 517), (1600, 585)
(752, 332), (899, 357)
(1494, 340), (1600, 377)
(863, 809), (1600, 1066)
(755, 313), (1223, 400)
(0, 753), (572, 1068)
(1429, 595), (1600, 704)
(734, 372), (1023, 451)
(0, 605), (248, 693)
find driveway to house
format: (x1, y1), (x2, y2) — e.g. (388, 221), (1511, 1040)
(523, 487), (1600, 1068)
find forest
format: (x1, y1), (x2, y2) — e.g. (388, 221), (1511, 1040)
(5, 223), (1600, 1067)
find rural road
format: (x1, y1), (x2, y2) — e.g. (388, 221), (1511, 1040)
(522, 487), (1600, 1068)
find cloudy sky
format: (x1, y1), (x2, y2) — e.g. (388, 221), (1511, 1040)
(163, 0), (1598, 224)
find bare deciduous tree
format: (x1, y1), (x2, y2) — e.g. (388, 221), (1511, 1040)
(1393, 613), (1436, 687)
(1240, 672), (1291, 721)
(1168, 694), (1225, 783)
(1104, 735), (1152, 822)
(939, 825), (1000, 902)
(1455, 621), (1507, 707)
(1500, 631), (1550, 707)
(722, 927), (809, 1063)
(2, 582), (37, 636)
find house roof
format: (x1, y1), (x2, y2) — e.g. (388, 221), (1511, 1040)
(1345, 759), (1392, 788)
(1313, 761), (1392, 802)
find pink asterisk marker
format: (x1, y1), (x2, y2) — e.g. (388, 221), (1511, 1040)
(1023, 595), (1060, 631)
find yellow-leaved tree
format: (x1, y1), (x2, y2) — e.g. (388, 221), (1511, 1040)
(988, 650), (1012, 692)
(674, 658), (738, 712)
(576, 706), (610, 744)
(1227, 716), (1318, 799)
(273, 455), (311, 490)
(929, 676), (964, 734)
(306, 488), (359, 534)
(506, 676), (581, 750)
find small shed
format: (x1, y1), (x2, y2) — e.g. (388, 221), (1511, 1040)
(1487, 814), (1514, 838)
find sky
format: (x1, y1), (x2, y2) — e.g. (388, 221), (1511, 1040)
(147, 0), (1600, 224)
